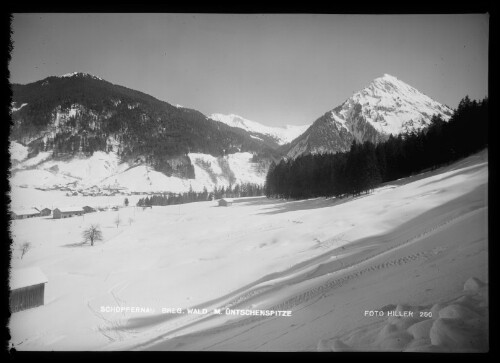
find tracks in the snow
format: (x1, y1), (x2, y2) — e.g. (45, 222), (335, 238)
(191, 208), (483, 337)
(220, 208), (480, 314)
(134, 207), (484, 350)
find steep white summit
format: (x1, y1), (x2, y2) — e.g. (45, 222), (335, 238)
(286, 74), (454, 158)
(209, 113), (310, 145)
(338, 73), (453, 137)
(58, 72), (103, 81)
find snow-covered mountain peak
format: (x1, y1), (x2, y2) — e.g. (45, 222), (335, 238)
(379, 73), (399, 82)
(337, 74), (453, 137)
(58, 72), (103, 81)
(364, 73), (417, 98)
(368, 73), (401, 88)
(286, 74), (454, 158)
(208, 113), (310, 145)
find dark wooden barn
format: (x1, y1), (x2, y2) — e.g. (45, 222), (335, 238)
(53, 207), (84, 219)
(82, 206), (96, 214)
(36, 208), (52, 216)
(10, 267), (48, 313)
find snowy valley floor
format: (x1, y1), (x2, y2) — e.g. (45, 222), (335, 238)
(9, 150), (488, 352)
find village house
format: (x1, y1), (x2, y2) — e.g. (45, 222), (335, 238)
(52, 207), (84, 219)
(82, 206), (96, 214)
(10, 267), (48, 313)
(35, 207), (52, 217)
(11, 209), (40, 220)
(218, 198), (234, 207)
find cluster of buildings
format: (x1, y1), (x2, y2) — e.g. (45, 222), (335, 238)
(11, 206), (99, 220)
(35, 181), (130, 198)
(67, 185), (129, 197)
(11, 198), (232, 220)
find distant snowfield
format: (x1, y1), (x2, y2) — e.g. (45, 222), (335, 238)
(209, 113), (310, 145)
(9, 150), (488, 351)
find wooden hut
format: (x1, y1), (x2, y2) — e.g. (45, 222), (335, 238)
(82, 206), (96, 214)
(10, 267), (48, 313)
(53, 207), (84, 219)
(218, 198), (234, 207)
(35, 208), (52, 217)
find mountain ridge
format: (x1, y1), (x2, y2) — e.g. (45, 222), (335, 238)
(285, 74), (453, 158)
(10, 72), (456, 194)
(10, 72), (283, 181)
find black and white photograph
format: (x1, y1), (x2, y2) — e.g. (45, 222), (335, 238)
(6, 12), (489, 352)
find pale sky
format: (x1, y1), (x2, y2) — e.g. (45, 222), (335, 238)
(10, 13), (489, 127)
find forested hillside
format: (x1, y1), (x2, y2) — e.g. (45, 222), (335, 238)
(11, 73), (282, 178)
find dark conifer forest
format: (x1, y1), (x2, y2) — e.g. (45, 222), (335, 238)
(265, 96), (488, 200)
(136, 183), (265, 207)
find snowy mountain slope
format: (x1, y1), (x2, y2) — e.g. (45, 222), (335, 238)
(10, 72), (282, 196)
(189, 152), (267, 187)
(97, 152), (266, 193)
(341, 74), (453, 136)
(10, 169), (77, 189)
(10, 149), (267, 193)
(209, 113), (310, 145)
(11, 72), (282, 181)
(286, 74), (453, 158)
(286, 114), (355, 159)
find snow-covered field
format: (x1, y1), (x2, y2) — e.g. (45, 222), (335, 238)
(9, 150), (488, 351)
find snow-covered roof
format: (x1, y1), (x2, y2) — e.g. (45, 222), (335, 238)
(220, 198), (234, 203)
(11, 209), (39, 216)
(54, 207), (84, 213)
(10, 267), (48, 290)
